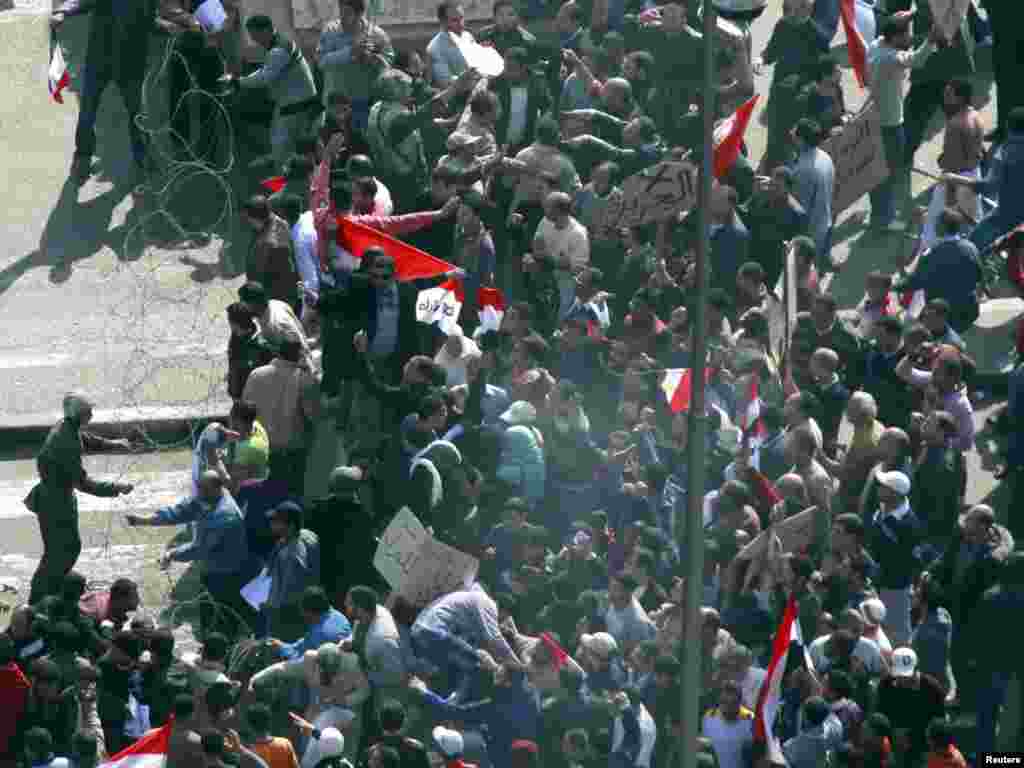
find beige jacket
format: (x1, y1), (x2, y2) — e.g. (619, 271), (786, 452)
(242, 359), (320, 452)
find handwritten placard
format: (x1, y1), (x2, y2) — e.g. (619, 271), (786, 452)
(928, 0), (970, 43)
(0, 584), (18, 633)
(374, 508), (479, 607)
(604, 161), (698, 229)
(735, 506), (818, 562)
(821, 102), (889, 215)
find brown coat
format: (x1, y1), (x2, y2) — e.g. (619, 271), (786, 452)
(248, 213), (300, 307)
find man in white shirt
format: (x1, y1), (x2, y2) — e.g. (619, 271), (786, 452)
(702, 681), (754, 768)
(277, 195), (320, 319)
(531, 190), (589, 318)
(427, 1), (471, 87)
(865, 14), (938, 229)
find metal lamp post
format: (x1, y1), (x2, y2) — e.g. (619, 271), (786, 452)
(679, 2), (766, 767)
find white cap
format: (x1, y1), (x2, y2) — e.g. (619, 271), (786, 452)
(318, 728), (345, 759)
(433, 726), (464, 758)
(860, 598), (886, 626)
(891, 647), (918, 678)
(876, 470), (911, 496)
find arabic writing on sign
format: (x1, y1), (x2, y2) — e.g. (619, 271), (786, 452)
(374, 508), (479, 607)
(606, 161), (698, 229)
(821, 102), (889, 215)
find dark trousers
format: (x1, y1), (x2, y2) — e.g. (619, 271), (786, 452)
(903, 79), (946, 165)
(869, 124), (906, 225)
(269, 446), (309, 498)
(29, 509), (82, 605)
(75, 49), (147, 165)
(168, 37), (225, 162)
(200, 571), (256, 640)
(992, 30), (1024, 133)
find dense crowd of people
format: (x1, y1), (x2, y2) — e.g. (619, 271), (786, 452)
(16, 0), (1024, 766)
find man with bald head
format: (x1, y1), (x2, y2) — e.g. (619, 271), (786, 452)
(26, 393), (134, 604)
(127, 471), (254, 636)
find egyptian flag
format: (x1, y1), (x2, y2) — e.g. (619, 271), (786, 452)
(416, 279), (463, 335)
(713, 95), (759, 179)
(661, 368), (714, 413)
(753, 596), (804, 764)
(478, 286), (506, 332)
(48, 37), (70, 104)
(740, 375), (767, 442)
(260, 176), (286, 193)
(337, 217), (455, 281)
(101, 722), (170, 768)
(840, 0), (869, 89)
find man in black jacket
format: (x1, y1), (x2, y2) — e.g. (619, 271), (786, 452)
(487, 47), (552, 156)
(51, 0), (156, 180)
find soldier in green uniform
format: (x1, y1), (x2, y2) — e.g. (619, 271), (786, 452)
(24, 393), (134, 605)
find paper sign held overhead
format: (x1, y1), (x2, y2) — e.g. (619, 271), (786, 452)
(196, 0), (228, 32)
(604, 161), (698, 229)
(374, 507), (479, 607)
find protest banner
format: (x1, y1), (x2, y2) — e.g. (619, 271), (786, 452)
(605, 160), (698, 229)
(822, 102), (889, 215)
(374, 507), (479, 606)
(928, 0), (971, 43)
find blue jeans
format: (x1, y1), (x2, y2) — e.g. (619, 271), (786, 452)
(869, 124), (906, 226)
(410, 623), (480, 698)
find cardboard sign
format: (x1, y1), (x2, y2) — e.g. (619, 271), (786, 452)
(821, 102), (889, 215)
(374, 508), (479, 607)
(0, 584), (18, 633)
(605, 161), (698, 229)
(735, 506), (818, 562)
(928, 0), (971, 43)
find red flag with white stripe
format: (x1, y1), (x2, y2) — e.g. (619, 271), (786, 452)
(661, 368), (713, 413)
(753, 596), (801, 763)
(48, 43), (70, 104)
(101, 722), (170, 768)
(478, 286), (506, 332)
(840, 0), (869, 89)
(713, 95), (759, 179)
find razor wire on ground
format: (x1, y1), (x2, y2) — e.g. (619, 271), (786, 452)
(19, 28), (263, 649)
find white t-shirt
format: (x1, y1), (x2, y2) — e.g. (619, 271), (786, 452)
(613, 702), (657, 768)
(506, 85), (529, 148)
(808, 634), (887, 677)
(702, 710), (754, 768)
(534, 216), (590, 274)
(373, 177), (394, 216)
(291, 211), (320, 298)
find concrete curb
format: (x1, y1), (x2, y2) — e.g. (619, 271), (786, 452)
(0, 404), (232, 455)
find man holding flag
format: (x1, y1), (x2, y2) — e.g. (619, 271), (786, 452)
(50, 0), (156, 182)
